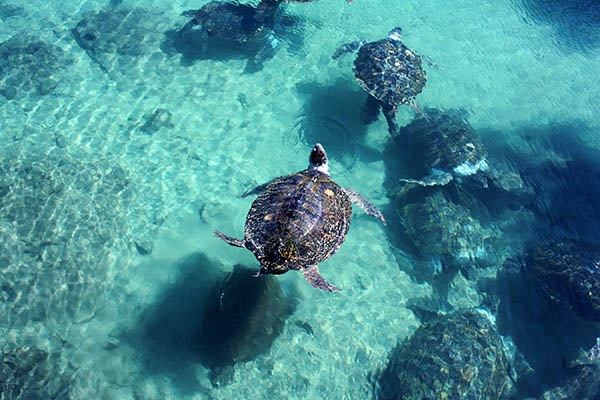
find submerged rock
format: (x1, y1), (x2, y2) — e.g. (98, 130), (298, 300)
(0, 345), (73, 399)
(0, 149), (139, 327)
(0, 2), (26, 20)
(528, 238), (600, 323)
(199, 264), (295, 385)
(139, 108), (174, 135)
(376, 309), (513, 400)
(0, 34), (72, 99)
(72, 8), (170, 74)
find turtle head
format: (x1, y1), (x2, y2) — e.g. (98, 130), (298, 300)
(308, 143), (329, 175)
(388, 27), (403, 41)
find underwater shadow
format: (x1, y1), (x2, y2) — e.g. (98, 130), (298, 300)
(515, 0), (600, 51)
(124, 252), (296, 391)
(123, 252), (219, 393)
(292, 79), (378, 171)
(474, 121), (600, 396)
(493, 265), (598, 397)
(479, 121), (600, 244)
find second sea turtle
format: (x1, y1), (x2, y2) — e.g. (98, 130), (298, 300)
(333, 27), (428, 136)
(396, 108), (489, 187)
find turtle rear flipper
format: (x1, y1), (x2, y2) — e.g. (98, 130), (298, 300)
(361, 95), (381, 125)
(214, 231), (246, 248)
(181, 9), (200, 18)
(382, 103), (401, 137)
(301, 265), (341, 292)
(343, 187), (386, 225)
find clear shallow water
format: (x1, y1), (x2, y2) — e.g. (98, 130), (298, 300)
(1, 0), (600, 399)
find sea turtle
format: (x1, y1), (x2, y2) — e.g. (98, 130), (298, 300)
(528, 238), (600, 323)
(332, 27), (428, 136)
(376, 309), (513, 400)
(214, 143), (386, 292)
(179, 0), (316, 68)
(396, 189), (495, 279)
(396, 108), (489, 187)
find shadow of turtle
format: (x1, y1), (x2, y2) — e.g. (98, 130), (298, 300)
(478, 121), (600, 244)
(121, 252), (220, 394)
(123, 252), (296, 391)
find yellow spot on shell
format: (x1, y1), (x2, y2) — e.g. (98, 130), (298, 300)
(264, 214), (274, 221)
(324, 189), (335, 197)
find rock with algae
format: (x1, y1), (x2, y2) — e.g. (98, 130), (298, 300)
(0, 148), (140, 328)
(72, 7), (170, 74)
(0, 345), (74, 399)
(0, 34), (72, 99)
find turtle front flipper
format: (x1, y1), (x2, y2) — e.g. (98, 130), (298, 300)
(246, 33), (279, 73)
(179, 13), (200, 38)
(241, 182), (269, 198)
(399, 169), (453, 187)
(332, 40), (366, 59)
(301, 265), (341, 292)
(214, 231), (246, 247)
(343, 187), (386, 225)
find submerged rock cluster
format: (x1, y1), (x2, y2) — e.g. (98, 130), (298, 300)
(0, 34), (72, 99)
(0, 149), (135, 327)
(0, 345), (74, 399)
(72, 7), (170, 74)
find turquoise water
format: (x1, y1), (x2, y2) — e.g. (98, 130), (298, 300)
(1, 0), (600, 398)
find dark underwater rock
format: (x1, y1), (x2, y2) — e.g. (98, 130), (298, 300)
(0, 346), (73, 399)
(199, 264), (295, 385)
(0, 149), (137, 327)
(0, 34), (72, 99)
(0, 2), (25, 20)
(376, 309), (513, 400)
(139, 108), (174, 135)
(528, 238), (600, 323)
